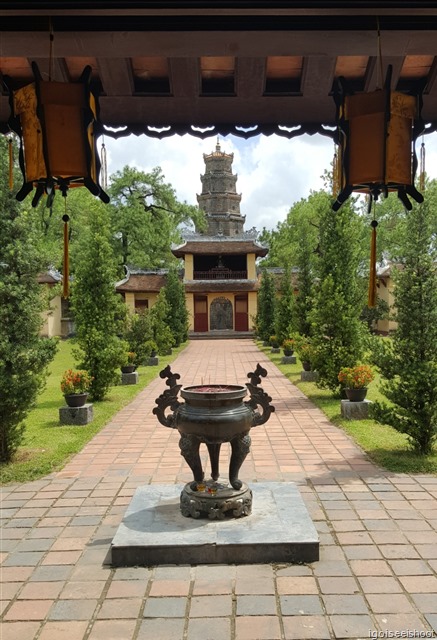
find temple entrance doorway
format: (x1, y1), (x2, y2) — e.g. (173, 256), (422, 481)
(210, 297), (233, 331)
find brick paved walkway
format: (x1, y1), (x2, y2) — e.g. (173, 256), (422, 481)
(2, 340), (437, 640)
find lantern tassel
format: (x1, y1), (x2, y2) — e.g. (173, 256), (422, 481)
(368, 220), (378, 308)
(62, 214), (70, 299)
(419, 140), (425, 192)
(8, 138), (14, 190)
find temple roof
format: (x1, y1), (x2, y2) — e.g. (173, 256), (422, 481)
(184, 280), (260, 293)
(115, 269), (168, 292)
(3, 2), (437, 137)
(172, 237), (268, 258)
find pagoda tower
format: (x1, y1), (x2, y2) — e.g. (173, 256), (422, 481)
(196, 139), (245, 236)
(172, 140), (268, 335)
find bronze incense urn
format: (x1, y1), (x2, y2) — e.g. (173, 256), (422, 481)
(153, 364), (275, 519)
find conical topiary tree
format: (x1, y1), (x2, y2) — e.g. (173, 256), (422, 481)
(163, 266), (188, 346)
(0, 137), (57, 461)
(310, 199), (367, 393)
(371, 201), (437, 455)
(256, 268), (276, 342)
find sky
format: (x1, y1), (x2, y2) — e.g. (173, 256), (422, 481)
(103, 130), (437, 233)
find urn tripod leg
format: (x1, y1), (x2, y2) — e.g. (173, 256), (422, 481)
(229, 432), (251, 490)
(206, 443), (221, 481)
(179, 434), (204, 490)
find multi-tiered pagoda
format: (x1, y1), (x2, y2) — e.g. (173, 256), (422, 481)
(172, 140), (268, 335)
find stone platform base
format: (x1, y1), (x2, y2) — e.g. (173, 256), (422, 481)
(110, 482), (319, 566)
(341, 399), (373, 420)
(281, 355), (296, 364)
(301, 370), (319, 382)
(121, 371), (139, 385)
(271, 347), (280, 354)
(59, 404), (93, 426)
(146, 356), (159, 366)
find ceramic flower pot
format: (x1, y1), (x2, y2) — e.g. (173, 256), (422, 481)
(302, 360), (312, 371)
(345, 388), (368, 402)
(121, 365), (136, 373)
(64, 393), (88, 408)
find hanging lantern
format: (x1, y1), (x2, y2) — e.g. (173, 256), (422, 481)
(3, 62), (109, 207)
(332, 65), (425, 211)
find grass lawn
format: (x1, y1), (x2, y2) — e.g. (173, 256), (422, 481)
(1, 339), (187, 484)
(259, 342), (437, 476)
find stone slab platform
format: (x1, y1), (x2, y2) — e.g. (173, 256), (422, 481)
(110, 482), (319, 566)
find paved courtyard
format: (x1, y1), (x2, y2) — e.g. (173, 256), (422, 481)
(2, 339), (437, 640)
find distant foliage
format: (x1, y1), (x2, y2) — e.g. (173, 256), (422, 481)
(371, 202), (437, 455)
(108, 166), (205, 269)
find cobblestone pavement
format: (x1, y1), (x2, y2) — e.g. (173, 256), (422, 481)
(2, 340), (437, 640)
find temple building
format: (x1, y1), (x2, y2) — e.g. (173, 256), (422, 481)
(172, 140), (268, 335)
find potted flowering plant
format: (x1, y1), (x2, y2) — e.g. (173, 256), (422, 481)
(282, 338), (295, 356)
(61, 369), (93, 407)
(338, 364), (374, 402)
(295, 338), (316, 371)
(269, 335), (280, 351)
(121, 351), (137, 373)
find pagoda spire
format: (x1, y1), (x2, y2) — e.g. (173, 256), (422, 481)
(197, 141), (245, 236)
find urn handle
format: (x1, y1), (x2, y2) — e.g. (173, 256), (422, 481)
(245, 363), (275, 427)
(152, 366), (182, 429)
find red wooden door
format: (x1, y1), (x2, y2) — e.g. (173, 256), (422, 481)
(234, 294), (249, 331)
(194, 295), (208, 332)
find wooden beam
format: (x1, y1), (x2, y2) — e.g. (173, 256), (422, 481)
(301, 56), (336, 97)
(97, 58), (134, 96)
(168, 58), (200, 98)
(236, 58), (266, 99)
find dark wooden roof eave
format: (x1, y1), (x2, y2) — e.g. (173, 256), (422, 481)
(172, 240), (268, 258)
(184, 280), (260, 293)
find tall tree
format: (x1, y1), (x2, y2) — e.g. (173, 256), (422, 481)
(163, 266), (189, 346)
(371, 201), (437, 454)
(0, 136), (57, 461)
(256, 268), (276, 342)
(275, 266), (295, 344)
(108, 166), (205, 269)
(294, 215), (317, 337)
(71, 200), (127, 401)
(310, 198), (368, 392)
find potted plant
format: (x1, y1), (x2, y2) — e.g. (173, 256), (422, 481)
(338, 364), (374, 402)
(61, 369), (93, 407)
(295, 338), (316, 371)
(269, 335), (280, 352)
(282, 338), (295, 357)
(121, 351), (137, 374)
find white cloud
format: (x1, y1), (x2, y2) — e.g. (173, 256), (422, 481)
(102, 130), (437, 232)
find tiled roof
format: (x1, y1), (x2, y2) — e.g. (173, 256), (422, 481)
(37, 269), (63, 284)
(172, 239), (268, 258)
(184, 280), (260, 293)
(115, 273), (167, 292)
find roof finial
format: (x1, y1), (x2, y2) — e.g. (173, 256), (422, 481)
(216, 135), (221, 152)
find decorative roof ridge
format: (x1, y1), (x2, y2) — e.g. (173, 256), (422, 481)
(115, 266), (169, 288)
(180, 227), (261, 241)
